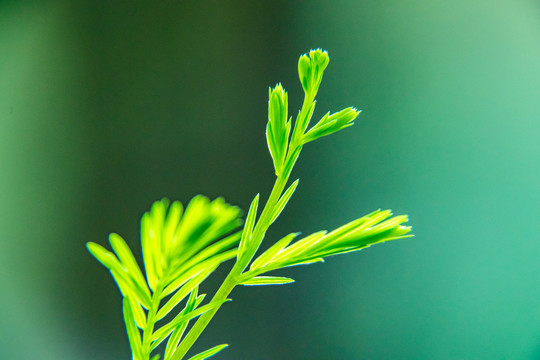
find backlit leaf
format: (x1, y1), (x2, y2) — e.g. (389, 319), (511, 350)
(187, 344), (228, 360)
(240, 276), (295, 286)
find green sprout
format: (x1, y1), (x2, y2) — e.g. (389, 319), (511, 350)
(87, 49), (412, 360)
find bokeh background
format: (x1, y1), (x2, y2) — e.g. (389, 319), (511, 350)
(1, 1), (540, 359)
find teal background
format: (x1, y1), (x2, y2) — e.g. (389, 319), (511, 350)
(1, 1), (539, 359)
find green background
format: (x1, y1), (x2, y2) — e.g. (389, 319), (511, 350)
(1, 1), (539, 359)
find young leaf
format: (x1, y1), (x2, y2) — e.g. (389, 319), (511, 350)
(156, 266), (218, 320)
(163, 249), (237, 297)
(123, 297), (143, 360)
(152, 300), (231, 344)
(109, 233), (150, 300)
(128, 296), (147, 330)
(267, 84), (290, 175)
(87, 242), (151, 308)
(240, 276), (295, 286)
(298, 49), (329, 96)
(250, 232), (299, 271)
(187, 344), (228, 360)
(167, 232), (240, 287)
(163, 289), (203, 359)
(302, 107), (360, 144)
(269, 179), (299, 225)
(282, 145), (302, 178)
(141, 212), (160, 291)
(237, 194), (259, 265)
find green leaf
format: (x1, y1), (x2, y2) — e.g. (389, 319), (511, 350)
(128, 296), (147, 330)
(87, 242), (123, 272)
(157, 266), (218, 320)
(87, 242), (151, 308)
(187, 344), (228, 360)
(250, 232), (299, 271)
(267, 84), (290, 175)
(298, 53), (311, 93)
(273, 231), (327, 262)
(167, 232), (240, 285)
(270, 179), (299, 225)
(282, 145), (302, 178)
(150, 355), (161, 360)
(114, 272), (148, 328)
(162, 200), (184, 257)
(110, 269), (151, 309)
(237, 194), (259, 265)
(163, 249), (237, 297)
(152, 300), (231, 344)
(265, 211), (411, 271)
(302, 108), (360, 144)
(141, 211), (160, 291)
(240, 276), (295, 286)
(292, 101), (316, 143)
(123, 298), (143, 360)
(109, 233), (150, 301)
(163, 289), (202, 358)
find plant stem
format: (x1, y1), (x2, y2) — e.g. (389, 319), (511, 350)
(171, 173), (289, 360)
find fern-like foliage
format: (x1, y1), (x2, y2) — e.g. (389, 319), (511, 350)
(88, 197), (241, 360)
(87, 49), (412, 360)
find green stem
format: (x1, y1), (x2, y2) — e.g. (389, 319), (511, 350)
(170, 173), (289, 360)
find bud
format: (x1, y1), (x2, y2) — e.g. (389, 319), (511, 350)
(301, 107), (361, 144)
(269, 83), (287, 128)
(266, 83), (290, 175)
(298, 49), (330, 96)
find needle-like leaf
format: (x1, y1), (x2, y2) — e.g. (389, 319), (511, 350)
(237, 194), (259, 265)
(186, 344), (228, 360)
(152, 300), (231, 344)
(123, 297), (143, 360)
(109, 233), (150, 300)
(156, 266), (218, 320)
(270, 179), (299, 225)
(240, 276), (295, 286)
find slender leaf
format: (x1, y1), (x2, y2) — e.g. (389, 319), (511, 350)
(109, 233), (150, 300)
(282, 145), (302, 178)
(88, 242), (151, 308)
(152, 300), (231, 343)
(240, 276), (295, 286)
(187, 344), (228, 360)
(270, 179), (299, 225)
(110, 269), (152, 309)
(273, 231), (327, 261)
(141, 213), (159, 291)
(157, 266), (217, 320)
(87, 242), (124, 273)
(165, 232), (240, 290)
(160, 200), (183, 266)
(250, 233), (299, 271)
(237, 194), (259, 263)
(123, 298), (143, 360)
(128, 296), (147, 330)
(163, 249), (236, 297)
(163, 289), (201, 358)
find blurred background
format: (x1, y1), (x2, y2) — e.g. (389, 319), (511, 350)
(1, 1), (539, 359)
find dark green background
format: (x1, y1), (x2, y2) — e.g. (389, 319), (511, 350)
(1, 1), (539, 359)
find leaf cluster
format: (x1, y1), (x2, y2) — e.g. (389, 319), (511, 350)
(88, 49), (412, 360)
(88, 197), (241, 360)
